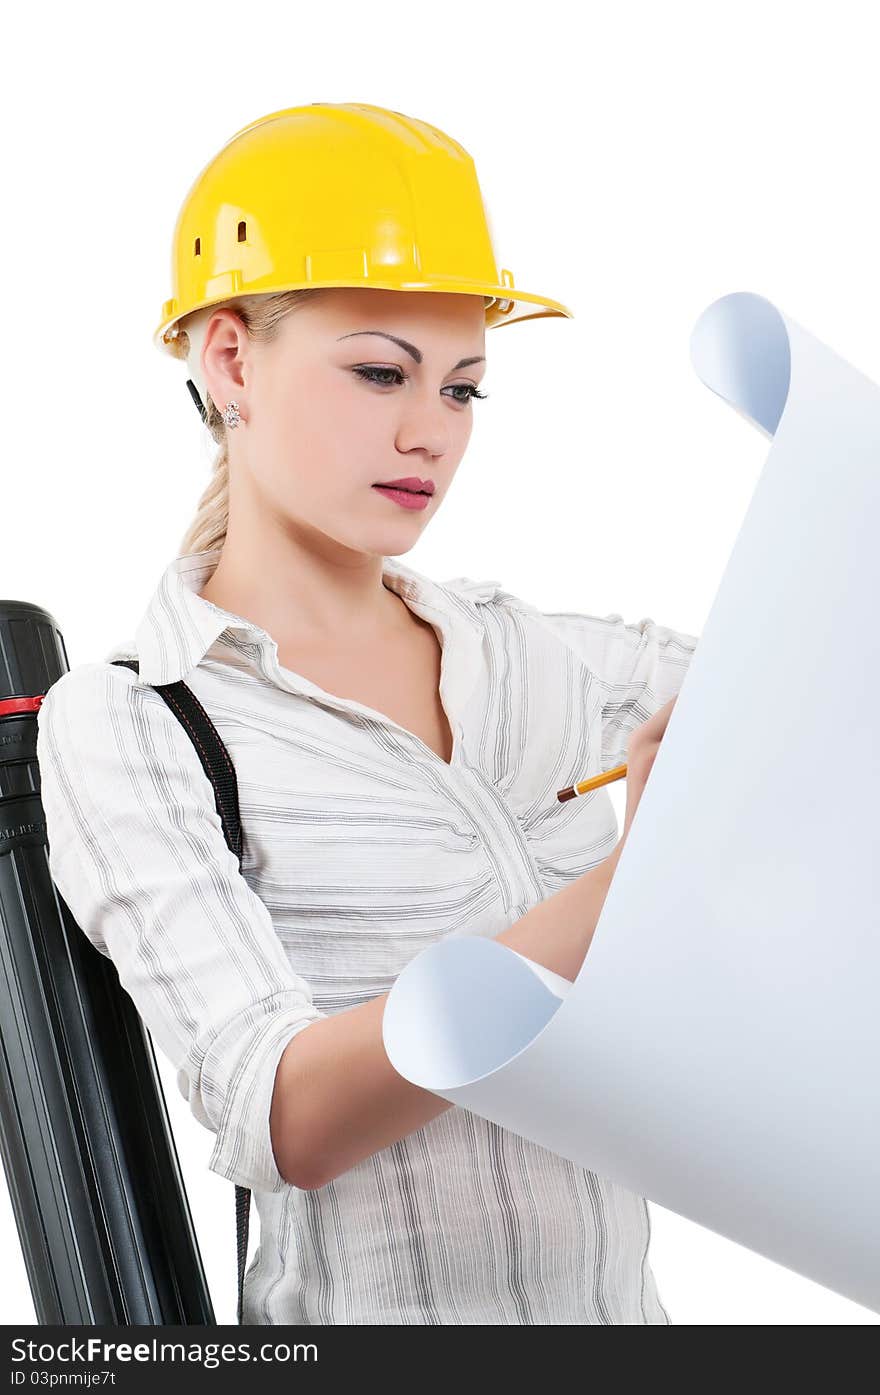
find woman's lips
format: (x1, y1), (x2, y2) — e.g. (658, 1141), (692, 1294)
(372, 484), (432, 511)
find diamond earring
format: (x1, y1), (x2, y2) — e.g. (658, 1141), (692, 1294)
(223, 400), (241, 429)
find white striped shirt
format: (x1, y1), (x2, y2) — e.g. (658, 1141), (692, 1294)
(35, 547), (698, 1324)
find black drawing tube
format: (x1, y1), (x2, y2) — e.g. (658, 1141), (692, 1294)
(0, 597), (215, 1324)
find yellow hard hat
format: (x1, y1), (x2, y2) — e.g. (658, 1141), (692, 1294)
(156, 101), (574, 362)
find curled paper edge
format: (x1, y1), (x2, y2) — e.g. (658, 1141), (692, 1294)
(383, 937), (567, 1093)
(689, 290), (792, 438)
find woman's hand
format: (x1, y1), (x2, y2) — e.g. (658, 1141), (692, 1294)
(621, 695), (679, 842)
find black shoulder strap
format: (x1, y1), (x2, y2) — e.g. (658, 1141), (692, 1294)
(110, 657), (251, 1324)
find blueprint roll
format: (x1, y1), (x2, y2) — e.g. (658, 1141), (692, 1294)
(0, 598), (215, 1324)
(383, 292), (880, 1315)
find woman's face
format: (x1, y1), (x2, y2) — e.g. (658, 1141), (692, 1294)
(205, 286), (488, 557)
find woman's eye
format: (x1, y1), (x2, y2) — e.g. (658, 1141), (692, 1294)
(352, 365), (487, 404)
(353, 366), (402, 388)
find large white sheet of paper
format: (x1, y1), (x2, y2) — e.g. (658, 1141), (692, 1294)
(382, 292), (880, 1315)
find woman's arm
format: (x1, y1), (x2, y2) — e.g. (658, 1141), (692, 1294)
(271, 836), (626, 1191)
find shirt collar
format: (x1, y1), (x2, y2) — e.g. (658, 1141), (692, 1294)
(106, 548), (487, 693)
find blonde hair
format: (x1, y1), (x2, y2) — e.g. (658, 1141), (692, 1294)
(171, 289), (333, 556)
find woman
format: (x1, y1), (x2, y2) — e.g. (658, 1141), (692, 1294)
(35, 103), (698, 1324)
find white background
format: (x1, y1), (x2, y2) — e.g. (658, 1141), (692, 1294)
(2, 0), (878, 1325)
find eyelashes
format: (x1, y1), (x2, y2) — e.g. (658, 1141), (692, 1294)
(352, 365), (488, 404)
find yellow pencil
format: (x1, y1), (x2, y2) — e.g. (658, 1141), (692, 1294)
(557, 763), (628, 803)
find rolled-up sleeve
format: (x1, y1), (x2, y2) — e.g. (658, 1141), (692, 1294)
(36, 661), (326, 1194)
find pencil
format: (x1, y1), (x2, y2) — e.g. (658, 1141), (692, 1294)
(557, 762), (628, 802)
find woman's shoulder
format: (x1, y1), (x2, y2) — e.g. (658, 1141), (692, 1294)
(439, 574), (506, 606)
(439, 574), (554, 625)
(35, 657), (217, 813)
(38, 655), (163, 739)
(440, 572), (569, 614)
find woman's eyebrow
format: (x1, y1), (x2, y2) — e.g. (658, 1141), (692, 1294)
(337, 330), (485, 370)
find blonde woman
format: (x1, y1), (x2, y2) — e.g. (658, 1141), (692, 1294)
(35, 104), (698, 1325)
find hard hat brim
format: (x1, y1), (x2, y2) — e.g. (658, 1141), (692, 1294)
(155, 282), (573, 353)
